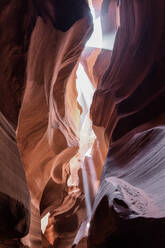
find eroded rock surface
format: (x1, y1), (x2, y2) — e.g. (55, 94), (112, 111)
(0, 0), (93, 247)
(87, 0), (165, 247)
(0, 112), (30, 239)
(16, 1), (92, 247)
(1, 0), (165, 247)
(88, 194), (165, 248)
(90, 0), (165, 143)
(93, 177), (159, 219)
(45, 191), (86, 247)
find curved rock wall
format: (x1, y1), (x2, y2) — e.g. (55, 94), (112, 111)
(91, 0), (165, 143)
(17, 1), (92, 247)
(1, 0), (165, 247)
(0, 0), (93, 247)
(88, 0), (165, 247)
(0, 0), (36, 244)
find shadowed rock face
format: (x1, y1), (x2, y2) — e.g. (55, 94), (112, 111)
(87, 177), (162, 246)
(0, 0), (93, 247)
(103, 217), (165, 248)
(86, 128), (165, 247)
(0, 239), (29, 248)
(0, 192), (29, 239)
(90, 0), (165, 143)
(88, 195), (165, 248)
(0, 0), (36, 127)
(33, 0), (91, 32)
(87, 0), (165, 247)
(0, 112), (30, 240)
(1, 0), (165, 247)
(44, 192), (86, 247)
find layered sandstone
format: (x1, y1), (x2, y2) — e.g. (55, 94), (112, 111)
(1, 0), (165, 247)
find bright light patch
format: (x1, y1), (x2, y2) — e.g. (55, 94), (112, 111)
(87, 222), (90, 229)
(76, 63), (94, 109)
(87, 156), (98, 195)
(102, 32), (117, 50)
(76, 63), (95, 129)
(86, 17), (103, 48)
(86, 0), (117, 50)
(81, 158), (92, 219)
(74, 0), (115, 225)
(41, 212), (50, 233)
(88, 0), (96, 18)
(76, 64), (96, 219)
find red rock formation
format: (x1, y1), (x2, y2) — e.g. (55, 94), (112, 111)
(92, 0), (103, 18)
(16, 1), (92, 247)
(88, 195), (165, 248)
(0, 0), (93, 247)
(44, 191), (86, 247)
(0, 0), (35, 243)
(0, 0), (36, 127)
(88, 0), (165, 246)
(1, 0), (165, 247)
(91, 0), (165, 143)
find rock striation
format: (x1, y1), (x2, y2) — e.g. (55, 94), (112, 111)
(87, 0), (165, 247)
(1, 0), (165, 247)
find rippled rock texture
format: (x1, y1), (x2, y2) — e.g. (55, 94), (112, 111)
(90, 0), (165, 143)
(0, 0), (93, 247)
(17, 1), (92, 247)
(88, 0), (165, 247)
(0, 112), (30, 239)
(88, 194), (165, 248)
(1, 0), (165, 247)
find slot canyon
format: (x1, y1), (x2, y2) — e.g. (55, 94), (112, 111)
(1, 0), (165, 247)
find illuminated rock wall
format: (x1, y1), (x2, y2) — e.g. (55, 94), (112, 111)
(17, 1), (92, 247)
(88, 0), (165, 247)
(1, 0), (165, 247)
(0, 0), (93, 247)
